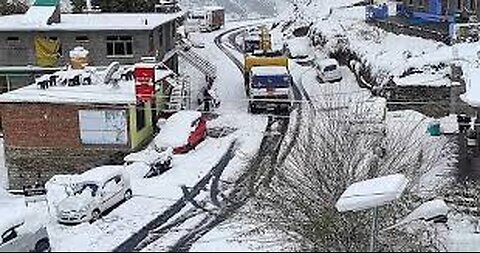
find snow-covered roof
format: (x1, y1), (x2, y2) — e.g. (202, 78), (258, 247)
(335, 174), (409, 212)
(79, 165), (125, 184)
(0, 68), (136, 105)
(24, 5), (57, 25)
(203, 6), (224, 11)
(0, 12), (183, 32)
(154, 110), (202, 149)
(251, 66), (289, 76)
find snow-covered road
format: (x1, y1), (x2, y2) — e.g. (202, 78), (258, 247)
(30, 21), (269, 252)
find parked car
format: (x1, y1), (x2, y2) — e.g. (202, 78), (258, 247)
(124, 147), (174, 178)
(56, 166), (132, 224)
(154, 110), (207, 154)
(0, 198), (50, 252)
(315, 58), (342, 83)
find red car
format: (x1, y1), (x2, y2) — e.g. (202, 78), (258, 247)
(154, 111), (207, 154)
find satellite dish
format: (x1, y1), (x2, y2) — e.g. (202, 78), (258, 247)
(104, 62), (120, 84)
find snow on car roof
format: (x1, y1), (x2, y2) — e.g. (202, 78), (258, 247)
(317, 58), (339, 67)
(0, 68), (136, 105)
(251, 66), (289, 76)
(79, 165), (125, 184)
(154, 110), (202, 149)
(0, 197), (26, 235)
(335, 174), (409, 212)
(0, 12), (183, 32)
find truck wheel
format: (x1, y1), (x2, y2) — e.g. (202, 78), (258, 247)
(35, 239), (51, 252)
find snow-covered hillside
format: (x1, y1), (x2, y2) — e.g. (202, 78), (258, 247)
(179, 0), (293, 19)
(50, 0), (293, 19)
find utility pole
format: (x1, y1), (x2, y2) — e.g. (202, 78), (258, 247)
(368, 100), (387, 252)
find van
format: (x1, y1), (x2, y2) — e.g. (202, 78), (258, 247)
(56, 166), (132, 224)
(316, 58), (342, 83)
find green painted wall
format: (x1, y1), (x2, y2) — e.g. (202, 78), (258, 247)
(129, 102), (154, 150)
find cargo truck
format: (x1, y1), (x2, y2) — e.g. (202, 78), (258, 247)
(244, 52), (293, 113)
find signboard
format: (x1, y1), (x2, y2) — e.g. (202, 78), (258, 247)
(79, 110), (128, 145)
(134, 64), (156, 102)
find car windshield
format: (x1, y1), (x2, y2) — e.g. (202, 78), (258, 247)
(73, 183), (99, 197)
(252, 75), (290, 88)
(324, 64), (337, 72)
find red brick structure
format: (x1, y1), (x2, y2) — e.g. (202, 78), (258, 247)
(0, 103), (131, 190)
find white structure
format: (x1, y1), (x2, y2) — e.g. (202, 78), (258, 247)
(336, 174), (409, 212)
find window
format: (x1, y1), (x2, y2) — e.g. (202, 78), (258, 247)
(6, 37), (19, 43)
(106, 35), (133, 57)
(76, 36), (89, 43)
(136, 102), (146, 132)
(79, 110), (128, 145)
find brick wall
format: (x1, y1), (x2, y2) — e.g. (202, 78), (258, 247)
(6, 146), (128, 190)
(0, 103), (131, 189)
(1, 103), (82, 148)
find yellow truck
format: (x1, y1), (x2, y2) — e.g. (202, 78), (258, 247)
(244, 53), (292, 113)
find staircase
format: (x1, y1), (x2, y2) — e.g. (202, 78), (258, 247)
(162, 45), (217, 80)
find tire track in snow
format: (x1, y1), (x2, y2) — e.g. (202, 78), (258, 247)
(168, 24), (312, 252)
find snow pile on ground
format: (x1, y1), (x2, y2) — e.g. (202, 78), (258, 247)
(399, 199), (449, 225)
(446, 213), (480, 252)
(190, 220), (297, 252)
(461, 64), (480, 107)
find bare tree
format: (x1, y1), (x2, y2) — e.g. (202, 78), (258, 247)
(242, 90), (450, 251)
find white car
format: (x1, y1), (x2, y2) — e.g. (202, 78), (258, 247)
(56, 166), (132, 224)
(0, 197), (50, 252)
(316, 58), (342, 83)
(285, 37), (314, 65)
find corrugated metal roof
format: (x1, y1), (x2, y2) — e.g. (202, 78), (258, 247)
(33, 0), (60, 7)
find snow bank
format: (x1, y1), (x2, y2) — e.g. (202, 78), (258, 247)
(461, 65), (480, 107)
(400, 199), (449, 225)
(336, 174), (409, 212)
